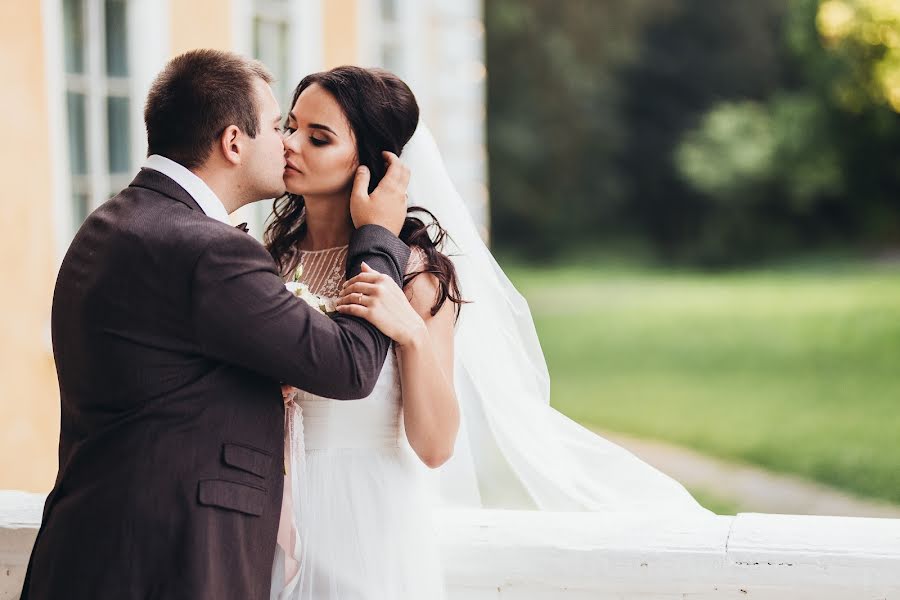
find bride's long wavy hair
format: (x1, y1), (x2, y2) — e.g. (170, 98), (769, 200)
(265, 66), (465, 316)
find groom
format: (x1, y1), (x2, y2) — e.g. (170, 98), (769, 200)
(22, 50), (411, 599)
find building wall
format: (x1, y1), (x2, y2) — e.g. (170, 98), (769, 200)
(323, 0), (360, 68)
(0, 0), (63, 492)
(170, 0), (233, 55)
(0, 0), (363, 493)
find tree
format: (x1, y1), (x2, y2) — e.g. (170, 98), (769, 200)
(486, 0), (900, 264)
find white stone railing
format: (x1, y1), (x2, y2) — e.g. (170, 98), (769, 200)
(2, 491), (899, 599)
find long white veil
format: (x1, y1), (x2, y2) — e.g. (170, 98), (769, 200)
(402, 124), (713, 515)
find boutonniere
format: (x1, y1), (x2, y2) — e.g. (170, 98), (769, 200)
(285, 265), (337, 315)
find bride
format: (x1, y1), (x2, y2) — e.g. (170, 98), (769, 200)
(268, 66), (712, 600)
(268, 66), (459, 599)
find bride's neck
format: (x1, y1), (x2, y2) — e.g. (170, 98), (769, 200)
(300, 194), (354, 251)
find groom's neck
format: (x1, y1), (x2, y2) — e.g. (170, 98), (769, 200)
(192, 164), (243, 214)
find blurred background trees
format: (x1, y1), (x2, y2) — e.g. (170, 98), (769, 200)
(486, 0), (900, 266)
(488, 0), (900, 512)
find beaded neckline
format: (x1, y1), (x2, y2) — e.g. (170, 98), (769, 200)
(299, 244), (349, 255)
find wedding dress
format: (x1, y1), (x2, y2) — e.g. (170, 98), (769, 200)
(271, 246), (446, 600)
(271, 122), (713, 598)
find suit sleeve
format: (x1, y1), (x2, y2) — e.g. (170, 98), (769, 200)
(192, 225), (410, 399)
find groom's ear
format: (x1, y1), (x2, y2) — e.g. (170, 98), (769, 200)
(218, 124), (243, 166)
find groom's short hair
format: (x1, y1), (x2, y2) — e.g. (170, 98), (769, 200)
(144, 49), (274, 170)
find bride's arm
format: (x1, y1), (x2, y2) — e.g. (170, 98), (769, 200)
(335, 264), (460, 469)
(395, 269), (460, 468)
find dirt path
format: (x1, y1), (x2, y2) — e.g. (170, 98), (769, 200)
(595, 429), (900, 518)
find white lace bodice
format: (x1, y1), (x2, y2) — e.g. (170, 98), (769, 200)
(293, 245), (349, 299)
(290, 244), (412, 451)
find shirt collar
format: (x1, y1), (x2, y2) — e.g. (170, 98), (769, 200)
(142, 155), (232, 225)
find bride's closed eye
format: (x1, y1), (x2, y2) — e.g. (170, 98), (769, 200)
(282, 125), (327, 146)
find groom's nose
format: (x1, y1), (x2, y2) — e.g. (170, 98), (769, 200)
(282, 130), (298, 153)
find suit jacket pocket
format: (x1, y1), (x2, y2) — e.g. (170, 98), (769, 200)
(197, 479), (266, 516)
(222, 442), (272, 478)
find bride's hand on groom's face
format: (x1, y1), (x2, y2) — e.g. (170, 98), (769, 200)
(349, 151), (410, 237)
(336, 262), (426, 348)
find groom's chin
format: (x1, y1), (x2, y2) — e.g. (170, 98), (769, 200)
(267, 186), (287, 199)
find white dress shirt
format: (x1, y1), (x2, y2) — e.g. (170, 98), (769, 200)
(143, 154), (232, 225)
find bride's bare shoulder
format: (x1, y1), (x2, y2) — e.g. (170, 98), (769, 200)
(402, 246), (450, 322)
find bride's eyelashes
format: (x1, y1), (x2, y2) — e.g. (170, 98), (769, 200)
(282, 125), (328, 147)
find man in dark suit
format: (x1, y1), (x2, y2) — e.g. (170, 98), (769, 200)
(22, 49), (414, 599)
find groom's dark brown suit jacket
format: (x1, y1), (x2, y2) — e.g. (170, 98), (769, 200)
(21, 168), (409, 600)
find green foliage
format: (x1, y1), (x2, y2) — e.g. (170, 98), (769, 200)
(486, 0), (900, 264)
(676, 94), (844, 210)
(485, 0), (660, 257)
(815, 0), (900, 112)
(676, 101), (781, 200)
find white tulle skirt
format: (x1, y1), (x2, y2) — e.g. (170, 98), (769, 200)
(271, 402), (445, 600)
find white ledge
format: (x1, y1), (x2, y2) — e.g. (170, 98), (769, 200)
(2, 492), (899, 599)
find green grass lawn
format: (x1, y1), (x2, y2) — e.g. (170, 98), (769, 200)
(504, 261), (900, 504)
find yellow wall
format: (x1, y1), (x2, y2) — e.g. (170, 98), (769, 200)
(170, 0), (233, 56)
(0, 0), (238, 494)
(0, 1), (62, 492)
(323, 0), (360, 68)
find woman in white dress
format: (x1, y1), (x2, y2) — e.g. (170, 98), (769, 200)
(267, 67), (463, 599)
(267, 65), (714, 599)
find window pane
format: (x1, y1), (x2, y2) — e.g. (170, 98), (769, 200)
(253, 16), (289, 104)
(107, 96), (131, 173)
(105, 0), (129, 76)
(63, 0), (85, 74)
(381, 42), (402, 74)
(252, 16), (265, 63)
(276, 20), (289, 103)
(380, 0), (398, 22)
(72, 192), (90, 229)
(66, 92), (88, 175)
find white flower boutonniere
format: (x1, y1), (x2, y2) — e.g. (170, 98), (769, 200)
(285, 265), (337, 316)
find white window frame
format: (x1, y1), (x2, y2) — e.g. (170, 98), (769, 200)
(358, 0), (424, 91)
(44, 0), (169, 260)
(358, 0), (490, 240)
(232, 0), (324, 239)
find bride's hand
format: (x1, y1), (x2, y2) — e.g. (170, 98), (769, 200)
(281, 385), (298, 406)
(336, 262), (427, 348)
(349, 152), (410, 236)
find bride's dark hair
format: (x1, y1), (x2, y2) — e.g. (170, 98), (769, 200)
(265, 66), (465, 316)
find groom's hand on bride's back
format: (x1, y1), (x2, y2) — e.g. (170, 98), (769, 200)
(350, 151), (409, 236)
